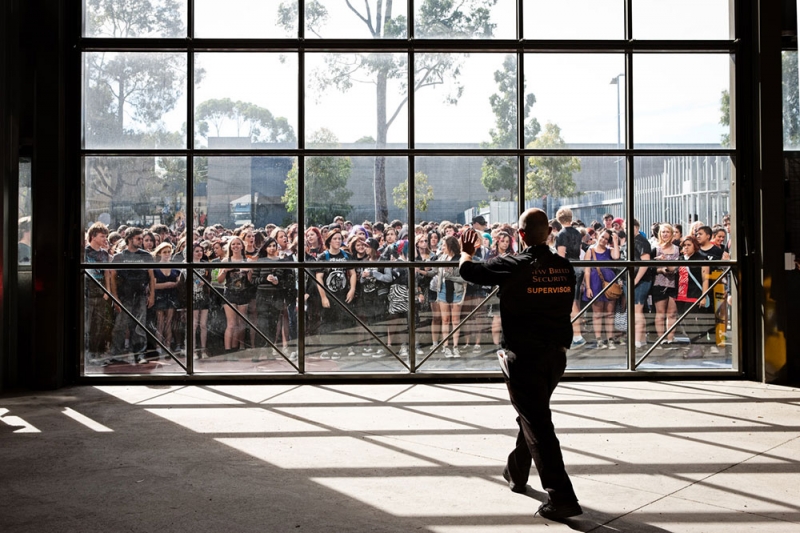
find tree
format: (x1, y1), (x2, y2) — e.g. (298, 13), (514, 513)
(84, 0), (197, 147)
(87, 156), (189, 228)
(195, 98), (296, 147)
(481, 55), (541, 201)
(283, 129), (353, 227)
(277, 0), (497, 223)
(719, 89), (730, 147)
(85, 52), (190, 148)
(86, 0), (185, 38)
(84, 1), (205, 223)
(525, 123), (580, 205)
(392, 172), (435, 213)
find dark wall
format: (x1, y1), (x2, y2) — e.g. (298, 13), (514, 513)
(2, 0), (70, 389)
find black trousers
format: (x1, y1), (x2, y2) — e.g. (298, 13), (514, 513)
(504, 343), (578, 505)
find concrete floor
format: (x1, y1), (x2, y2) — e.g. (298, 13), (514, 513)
(1, 380), (799, 532)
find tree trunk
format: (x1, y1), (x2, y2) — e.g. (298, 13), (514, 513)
(117, 78), (125, 134)
(374, 68), (389, 223)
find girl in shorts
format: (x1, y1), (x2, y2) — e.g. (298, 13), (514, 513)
(652, 223), (680, 347)
(432, 236), (465, 358)
(152, 243), (181, 356)
(217, 236), (253, 353)
(191, 242), (211, 359)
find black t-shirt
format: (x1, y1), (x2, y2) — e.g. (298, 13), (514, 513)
(318, 249), (351, 297)
(701, 244), (724, 260)
(459, 245), (575, 350)
(633, 233), (654, 283)
(112, 248), (152, 291)
(555, 226), (582, 261)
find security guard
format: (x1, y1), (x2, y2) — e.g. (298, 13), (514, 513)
(458, 208), (582, 521)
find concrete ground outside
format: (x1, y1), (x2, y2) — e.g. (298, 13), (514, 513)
(1, 380), (798, 532)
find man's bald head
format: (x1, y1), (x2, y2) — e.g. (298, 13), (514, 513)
(518, 208), (549, 246)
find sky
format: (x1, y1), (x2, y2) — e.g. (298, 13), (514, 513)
(94, 0), (733, 148)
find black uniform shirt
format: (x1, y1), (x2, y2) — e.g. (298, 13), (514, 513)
(459, 244), (576, 351)
(555, 226), (582, 260)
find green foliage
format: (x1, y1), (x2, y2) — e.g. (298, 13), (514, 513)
(84, 0), (205, 215)
(480, 155), (518, 201)
(481, 55), (540, 200)
(195, 98), (296, 146)
(719, 89), (730, 147)
(193, 156), (209, 185)
(88, 156), (187, 227)
(86, 0), (184, 38)
(525, 124), (580, 200)
(84, 2), (197, 146)
(283, 129), (353, 227)
(278, 0), (497, 222)
(392, 172), (435, 212)
(277, 0), (335, 39)
(85, 52), (191, 147)
(416, 0), (497, 38)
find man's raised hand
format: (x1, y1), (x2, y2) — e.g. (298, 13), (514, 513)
(460, 228), (481, 256)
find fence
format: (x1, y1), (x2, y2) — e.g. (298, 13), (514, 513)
(554, 155), (731, 230)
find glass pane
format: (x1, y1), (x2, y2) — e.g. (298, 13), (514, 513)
(525, 156), (628, 367)
(302, 156), (408, 252)
(634, 54), (732, 148)
(414, 156), (519, 231)
(18, 158), (32, 266)
(525, 54), (626, 148)
(526, 156), (626, 226)
(783, 51), (800, 151)
(83, 0), (187, 38)
(411, 156), (516, 371)
(84, 157), (188, 259)
(632, 154), (734, 368)
(415, 54), (513, 148)
(304, 0), (408, 39)
(84, 52), (187, 149)
(195, 156), (297, 234)
(195, 0), (296, 38)
(304, 268), (408, 372)
(635, 270), (735, 369)
(305, 53), (407, 148)
(415, 292), (500, 371)
(193, 266), (299, 373)
(524, 0), (624, 40)
(415, 0), (515, 39)
(194, 53), (298, 150)
(83, 268), (188, 374)
(632, 155), (733, 259)
(568, 267), (628, 369)
(633, 0), (731, 40)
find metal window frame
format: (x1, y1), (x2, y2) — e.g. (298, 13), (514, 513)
(74, 0), (745, 382)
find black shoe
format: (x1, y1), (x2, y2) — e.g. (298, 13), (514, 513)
(536, 500), (583, 520)
(502, 467), (527, 494)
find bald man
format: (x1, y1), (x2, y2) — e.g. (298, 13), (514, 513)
(458, 208), (582, 521)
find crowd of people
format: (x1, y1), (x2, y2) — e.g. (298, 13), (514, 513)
(552, 209), (732, 357)
(82, 209), (733, 366)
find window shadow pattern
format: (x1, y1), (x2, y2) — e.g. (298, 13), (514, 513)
(3, 381), (800, 531)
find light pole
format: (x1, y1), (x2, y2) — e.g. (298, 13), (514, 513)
(609, 73), (624, 195)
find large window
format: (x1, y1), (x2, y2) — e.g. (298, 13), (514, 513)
(78, 1), (738, 377)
